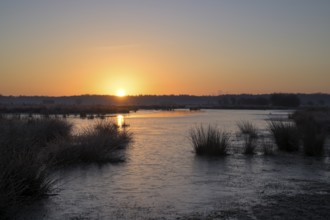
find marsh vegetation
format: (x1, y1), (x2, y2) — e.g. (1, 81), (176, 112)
(1, 109), (330, 219)
(189, 109), (329, 157)
(50, 121), (132, 165)
(268, 120), (300, 152)
(292, 109), (330, 156)
(237, 120), (259, 154)
(189, 125), (230, 156)
(0, 117), (132, 217)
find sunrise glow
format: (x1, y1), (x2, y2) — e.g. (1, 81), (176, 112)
(116, 89), (126, 97)
(0, 1), (329, 96)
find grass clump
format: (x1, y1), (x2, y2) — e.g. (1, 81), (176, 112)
(0, 117), (133, 216)
(292, 110), (327, 156)
(260, 138), (275, 155)
(189, 125), (230, 156)
(0, 118), (57, 217)
(268, 120), (300, 152)
(237, 121), (258, 154)
(301, 126), (326, 156)
(0, 146), (55, 205)
(0, 118), (72, 149)
(25, 118), (73, 145)
(50, 120), (133, 165)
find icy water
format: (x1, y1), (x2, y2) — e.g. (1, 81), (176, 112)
(19, 110), (330, 219)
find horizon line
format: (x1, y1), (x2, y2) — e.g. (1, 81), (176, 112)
(1, 92), (329, 98)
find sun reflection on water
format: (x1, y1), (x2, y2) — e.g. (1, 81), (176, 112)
(117, 115), (124, 128)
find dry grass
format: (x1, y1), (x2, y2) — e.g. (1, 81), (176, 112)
(268, 120), (300, 152)
(0, 118), (59, 216)
(292, 110), (328, 156)
(189, 125), (230, 156)
(0, 117), (134, 216)
(49, 120), (133, 165)
(237, 121), (258, 154)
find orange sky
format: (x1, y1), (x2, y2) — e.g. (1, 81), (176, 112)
(1, 1), (330, 96)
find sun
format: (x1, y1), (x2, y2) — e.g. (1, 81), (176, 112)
(116, 89), (126, 97)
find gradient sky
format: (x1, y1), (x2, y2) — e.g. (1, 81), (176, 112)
(1, 0), (329, 96)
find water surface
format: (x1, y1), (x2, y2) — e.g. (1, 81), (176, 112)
(19, 109), (330, 219)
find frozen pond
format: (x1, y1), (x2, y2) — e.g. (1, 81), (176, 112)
(18, 110), (330, 219)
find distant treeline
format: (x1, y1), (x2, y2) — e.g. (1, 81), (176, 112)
(0, 105), (134, 115)
(218, 93), (301, 108)
(0, 93), (329, 111)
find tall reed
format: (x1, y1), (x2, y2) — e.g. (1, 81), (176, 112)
(237, 121), (258, 154)
(50, 120), (133, 165)
(293, 111), (327, 156)
(268, 120), (300, 152)
(189, 125), (230, 156)
(0, 118), (58, 216)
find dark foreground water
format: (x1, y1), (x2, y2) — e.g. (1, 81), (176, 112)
(17, 110), (330, 219)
